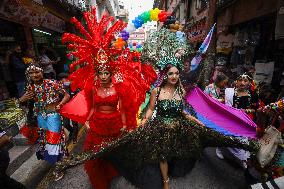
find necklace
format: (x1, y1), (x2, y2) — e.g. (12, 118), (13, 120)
(162, 88), (178, 99)
(102, 84), (113, 97)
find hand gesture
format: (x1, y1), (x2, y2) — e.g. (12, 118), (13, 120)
(19, 91), (34, 102)
(140, 119), (147, 127)
(186, 115), (204, 126)
(55, 104), (62, 111)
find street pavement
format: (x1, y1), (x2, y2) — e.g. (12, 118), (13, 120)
(38, 132), (248, 189)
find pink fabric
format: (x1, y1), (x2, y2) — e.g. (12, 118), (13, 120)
(186, 87), (257, 138)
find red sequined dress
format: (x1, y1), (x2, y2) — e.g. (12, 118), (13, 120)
(84, 91), (122, 189)
(58, 7), (157, 189)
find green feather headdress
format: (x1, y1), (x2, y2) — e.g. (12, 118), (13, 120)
(141, 28), (192, 71)
(157, 55), (184, 70)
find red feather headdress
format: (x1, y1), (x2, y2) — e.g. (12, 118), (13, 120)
(60, 8), (157, 129)
(62, 7), (127, 82)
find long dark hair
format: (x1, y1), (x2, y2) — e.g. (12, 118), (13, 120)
(159, 64), (185, 97)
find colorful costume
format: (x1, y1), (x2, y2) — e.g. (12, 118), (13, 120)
(55, 27), (260, 189)
(26, 79), (66, 164)
(59, 8), (156, 189)
(56, 88), (259, 189)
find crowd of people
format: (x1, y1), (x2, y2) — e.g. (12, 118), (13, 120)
(1, 7), (284, 189)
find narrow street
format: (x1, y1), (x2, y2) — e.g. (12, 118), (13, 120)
(37, 131), (248, 189)
(1, 0), (284, 189)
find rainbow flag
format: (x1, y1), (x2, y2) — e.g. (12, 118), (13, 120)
(190, 23), (216, 71)
(186, 87), (257, 138)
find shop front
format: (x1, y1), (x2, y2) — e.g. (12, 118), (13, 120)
(215, 0), (283, 95)
(0, 0), (72, 132)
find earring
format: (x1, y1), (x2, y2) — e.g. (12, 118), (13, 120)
(163, 75), (168, 80)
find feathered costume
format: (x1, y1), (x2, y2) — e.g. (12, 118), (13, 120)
(59, 8), (156, 189)
(56, 15), (259, 189)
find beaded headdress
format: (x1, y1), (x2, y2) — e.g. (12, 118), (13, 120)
(26, 64), (43, 73)
(236, 73), (253, 81)
(25, 64), (44, 83)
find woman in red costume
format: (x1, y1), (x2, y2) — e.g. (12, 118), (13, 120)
(83, 68), (126, 189)
(59, 7), (156, 189)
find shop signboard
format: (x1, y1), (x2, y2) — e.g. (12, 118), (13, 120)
(0, 0), (65, 33)
(0, 0), (46, 27)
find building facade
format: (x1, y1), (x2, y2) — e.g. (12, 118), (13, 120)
(153, 0), (284, 92)
(215, 0), (283, 87)
(0, 0), (85, 100)
(186, 0), (209, 47)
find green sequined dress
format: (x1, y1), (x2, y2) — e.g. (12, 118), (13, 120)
(109, 98), (257, 166)
(98, 98), (257, 188)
